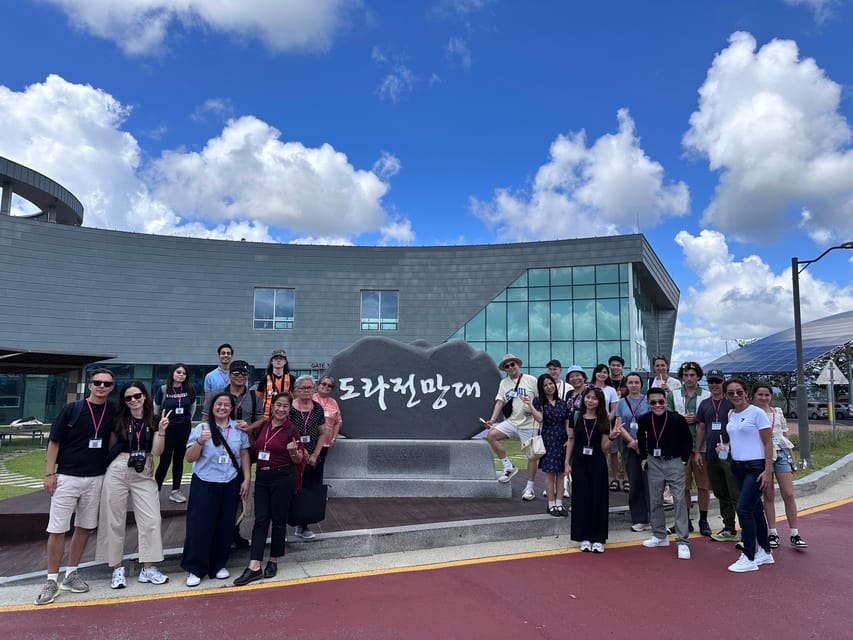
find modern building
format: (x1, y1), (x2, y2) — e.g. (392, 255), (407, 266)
(0, 157), (680, 422)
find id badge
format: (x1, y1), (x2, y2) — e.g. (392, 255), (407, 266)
(88, 438), (103, 449)
(582, 447), (593, 456)
(324, 411), (330, 418)
(711, 421), (722, 431)
(630, 420), (638, 432)
(218, 454), (229, 464)
(300, 435), (310, 444)
(652, 448), (662, 457)
(174, 407), (184, 415)
(258, 451), (271, 461)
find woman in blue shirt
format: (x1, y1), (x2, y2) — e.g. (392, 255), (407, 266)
(613, 372), (651, 532)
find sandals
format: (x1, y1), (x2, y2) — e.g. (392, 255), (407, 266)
(609, 480), (620, 492)
(622, 480), (630, 493)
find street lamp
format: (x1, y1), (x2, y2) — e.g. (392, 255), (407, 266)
(792, 241), (853, 468)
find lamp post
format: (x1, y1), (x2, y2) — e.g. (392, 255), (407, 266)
(792, 241), (853, 469)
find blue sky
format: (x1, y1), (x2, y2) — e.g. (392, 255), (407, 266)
(2, 0), (853, 367)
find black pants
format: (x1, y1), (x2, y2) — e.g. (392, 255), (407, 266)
(181, 474), (240, 578)
(250, 465), (296, 561)
(155, 421), (191, 490)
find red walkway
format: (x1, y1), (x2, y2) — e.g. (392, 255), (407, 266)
(3, 500), (850, 639)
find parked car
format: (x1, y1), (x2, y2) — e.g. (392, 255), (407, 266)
(789, 402), (825, 420)
(830, 403), (851, 419)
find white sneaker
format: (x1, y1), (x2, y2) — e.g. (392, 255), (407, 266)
(579, 540), (592, 552)
(168, 489), (187, 503)
(642, 536), (670, 548)
(110, 566), (126, 589)
(521, 487), (535, 501)
(728, 553), (759, 573)
(591, 542), (605, 554)
(631, 523), (651, 532)
(186, 573), (201, 587)
(677, 544), (691, 560)
(138, 566), (169, 584)
(215, 568), (230, 579)
(754, 547), (775, 566)
(498, 467), (518, 483)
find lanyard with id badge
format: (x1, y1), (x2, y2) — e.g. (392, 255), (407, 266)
(650, 411), (667, 457)
(710, 398), (725, 432)
(582, 417), (597, 456)
(86, 400), (107, 449)
(257, 420), (288, 462)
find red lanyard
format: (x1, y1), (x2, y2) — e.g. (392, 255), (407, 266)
(651, 412), (668, 450)
(711, 398), (723, 421)
(218, 369), (229, 386)
(627, 398), (642, 420)
(173, 387), (183, 407)
(130, 418), (144, 451)
(86, 400), (106, 439)
(583, 417), (597, 447)
(260, 421), (286, 451)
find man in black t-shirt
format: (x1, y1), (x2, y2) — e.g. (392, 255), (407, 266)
(35, 368), (115, 606)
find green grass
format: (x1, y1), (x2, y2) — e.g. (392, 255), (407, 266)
(789, 430), (853, 472)
(493, 439), (528, 471)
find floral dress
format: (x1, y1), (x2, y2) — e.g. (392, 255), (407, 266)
(534, 398), (570, 473)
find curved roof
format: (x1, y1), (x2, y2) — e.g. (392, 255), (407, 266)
(704, 309), (853, 373)
(0, 156), (83, 225)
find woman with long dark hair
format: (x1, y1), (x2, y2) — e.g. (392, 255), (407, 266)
(613, 372), (651, 531)
(181, 391), (251, 587)
(233, 393), (305, 586)
(529, 373), (570, 516)
(154, 363), (196, 503)
(722, 378), (774, 573)
(566, 387), (612, 553)
(96, 381), (170, 588)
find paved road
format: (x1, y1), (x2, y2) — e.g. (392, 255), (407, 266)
(2, 498), (849, 639)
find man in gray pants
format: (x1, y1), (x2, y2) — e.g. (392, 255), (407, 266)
(637, 387), (694, 560)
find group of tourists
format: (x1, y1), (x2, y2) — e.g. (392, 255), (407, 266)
(483, 354), (808, 572)
(35, 345), (341, 605)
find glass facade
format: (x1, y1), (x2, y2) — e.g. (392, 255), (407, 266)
(449, 264), (632, 373)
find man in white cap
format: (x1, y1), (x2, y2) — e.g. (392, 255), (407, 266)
(484, 354), (539, 500)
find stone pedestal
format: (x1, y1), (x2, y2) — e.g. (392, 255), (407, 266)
(324, 439), (511, 498)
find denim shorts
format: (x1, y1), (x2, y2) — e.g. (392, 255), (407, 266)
(773, 448), (795, 473)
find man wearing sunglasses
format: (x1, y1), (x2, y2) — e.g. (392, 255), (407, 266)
(484, 354), (539, 499)
(638, 387), (694, 560)
(36, 368), (116, 605)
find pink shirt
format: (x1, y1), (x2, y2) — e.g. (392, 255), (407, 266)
(313, 394), (342, 433)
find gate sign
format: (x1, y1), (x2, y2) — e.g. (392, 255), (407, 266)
(325, 337), (501, 440)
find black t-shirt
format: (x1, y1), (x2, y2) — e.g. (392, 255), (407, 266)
(203, 385), (260, 423)
(154, 385), (196, 427)
(49, 400), (114, 477)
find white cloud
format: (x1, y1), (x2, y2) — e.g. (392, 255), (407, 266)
(683, 31), (853, 243)
(0, 75), (401, 243)
(430, 0), (494, 19)
(447, 37), (472, 69)
(471, 109), (689, 241)
(378, 217), (415, 245)
(372, 47), (415, 103)
(782, 0), (841, 23)
(191, 97), (235, 122)
(372, 151), (401, 180)
(671, 229), (853, 365)
(42, 0), (356, 56)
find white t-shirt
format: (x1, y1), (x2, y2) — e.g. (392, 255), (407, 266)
(727, 404), (771, 461)
(496, 374), (539, 429)
(599, 385), (619, 412)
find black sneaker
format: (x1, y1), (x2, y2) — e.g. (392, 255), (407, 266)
(263, 561), (278, 578)
(688, 519), (695, 533)
(791, 534), (808, 549)
(699, 520), (712, 537)
(768, 533), (780, 549)
(233, 568), (263, 586)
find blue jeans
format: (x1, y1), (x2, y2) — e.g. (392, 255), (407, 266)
(731, 459), (770, 560)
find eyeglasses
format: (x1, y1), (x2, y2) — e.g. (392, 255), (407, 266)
(124, 393), (143, 402)
(230, 371), (248, 377)
(91, 380), (114, 387)
(647, 399), (666, 406)
(213, 402), (232, 409)
(726, 389), (745, 397)
(297, 386), (314, 391)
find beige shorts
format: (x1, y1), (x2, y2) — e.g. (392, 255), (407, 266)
(47, 474), (104, 533)
(492, 420), (535, 455)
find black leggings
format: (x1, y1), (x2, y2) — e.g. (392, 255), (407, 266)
(155, 422), (191, 490)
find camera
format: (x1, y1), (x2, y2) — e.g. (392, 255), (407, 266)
(128, 450), (146, 473)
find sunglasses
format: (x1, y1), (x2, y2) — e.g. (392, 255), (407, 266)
(503, 363), (518, 370)
(647, 399), (666, 406)
(124, 393), (144, 402)
(230, 371), (248, 377)
(91, 380), (114, 387)
(319, 382), (333, 388)
(726, 389), (745, 397)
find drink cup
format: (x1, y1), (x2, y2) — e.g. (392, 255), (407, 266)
(718, 443), (729, 460)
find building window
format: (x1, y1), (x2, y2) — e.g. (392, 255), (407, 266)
(361, 290), (398, 331)
(254, 288), (295, 329)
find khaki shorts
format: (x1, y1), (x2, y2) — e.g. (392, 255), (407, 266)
(47, 474), (104, 533)
(492, 420), (536, 456)
(684, 456), (711, 492)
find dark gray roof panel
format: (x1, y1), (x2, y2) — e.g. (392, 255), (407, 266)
(704, 310), (853, 373)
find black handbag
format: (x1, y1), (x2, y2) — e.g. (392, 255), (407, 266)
(287, 484), (328, 526)
(502, 375), (524, 418)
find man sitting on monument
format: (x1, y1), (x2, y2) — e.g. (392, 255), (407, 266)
(485, 354), (539, 500)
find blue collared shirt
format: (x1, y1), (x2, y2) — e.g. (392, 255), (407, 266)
(187, 420), (249, 483)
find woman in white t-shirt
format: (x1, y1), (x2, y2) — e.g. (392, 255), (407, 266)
(719, 378), (774, 573)
(751, 382), (807, 550)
